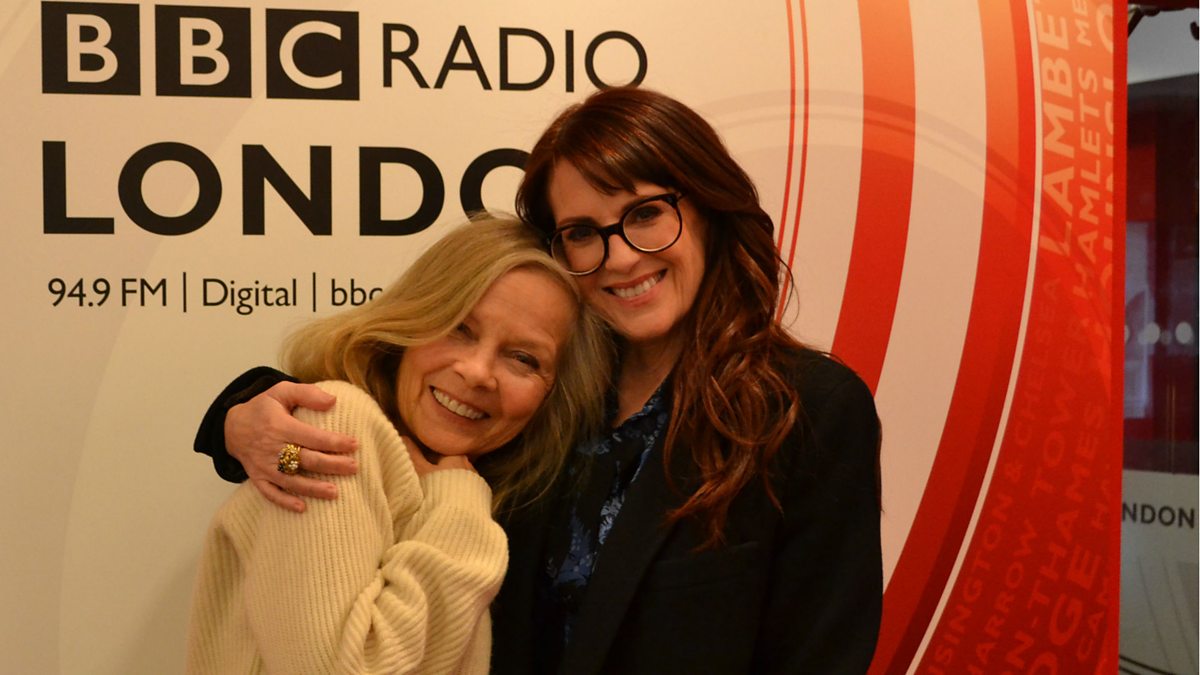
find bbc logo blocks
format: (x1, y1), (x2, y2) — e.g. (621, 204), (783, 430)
(41, 2), (359, 99)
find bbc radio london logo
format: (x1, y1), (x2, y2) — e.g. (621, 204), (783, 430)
(41, 2), (360, 100)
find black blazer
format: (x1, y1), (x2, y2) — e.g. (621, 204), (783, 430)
(491, 349), (882, 674)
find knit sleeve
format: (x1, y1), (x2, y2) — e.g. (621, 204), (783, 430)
(241, 381), (508, 675)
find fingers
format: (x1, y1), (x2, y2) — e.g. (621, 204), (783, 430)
(248, 453), (340, 510)
(252, 478), (306, 513)
(266, 381), (336, 411)
(297, 447), (357, 476)
(404, 437), (475, 477)
(278, 416), (358, 456)
(264, 382), (357, 455)
(436, 456), (474, 472)
(407, 442), (437, 478)
(273, 468), (339, 500)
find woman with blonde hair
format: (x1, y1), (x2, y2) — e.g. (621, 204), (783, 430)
(186, 216), (610, 674)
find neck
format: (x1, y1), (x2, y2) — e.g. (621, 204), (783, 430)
(613, 332), (684, 425)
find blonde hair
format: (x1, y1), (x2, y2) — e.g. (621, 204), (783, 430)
(281, 215), (612, 513)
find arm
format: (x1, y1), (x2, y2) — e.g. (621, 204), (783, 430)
(193, 367), (359, 511)
(242, 381), (508, 675)
(194, 366), (294, 481)
(754, 367), (883, 674)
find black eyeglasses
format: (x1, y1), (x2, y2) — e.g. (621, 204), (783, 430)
(548, 193), (685, 276)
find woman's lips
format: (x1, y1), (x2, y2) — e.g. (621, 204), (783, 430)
(431, 387), (487, 420)
(607, 270), (665, 299)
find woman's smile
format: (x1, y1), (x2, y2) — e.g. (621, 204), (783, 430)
(606, 270), (666, 300)
(430, 387), (487, 420)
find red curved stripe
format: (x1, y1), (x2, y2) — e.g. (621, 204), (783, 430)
(780, 1), (811, 319)
(830, 0), (915, 393)
(775, 0), (799, 316)
(869, 2), (1037, 672)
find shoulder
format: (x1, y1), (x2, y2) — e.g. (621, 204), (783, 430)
(295, 380), (410, 475)
(774, 347), (880, 491)
(300, 381), (422, 511)
(777, 346), (875, 422)
(313, 379), (380, 409)
(293, 380), (393, 435)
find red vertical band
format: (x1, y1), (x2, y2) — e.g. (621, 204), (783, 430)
(870, 1), (1037, 672)
(776, 1), (811, 319)
(777, 0), (798, 254)
(1101, 6), (1127, 672)
(780, 1), (812, 318)
(831, 0), (916, 392)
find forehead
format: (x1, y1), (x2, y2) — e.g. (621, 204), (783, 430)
(548, 161), (665, 219)
(471, 268), (576, 349)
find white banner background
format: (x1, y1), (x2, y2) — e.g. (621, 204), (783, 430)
(2, 1), (1122, 673)
(4, 3), (804, 672)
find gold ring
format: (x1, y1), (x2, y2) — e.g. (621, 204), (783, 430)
(277, 443), (302, 475)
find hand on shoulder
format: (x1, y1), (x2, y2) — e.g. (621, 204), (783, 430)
(226, 380), (359, 512)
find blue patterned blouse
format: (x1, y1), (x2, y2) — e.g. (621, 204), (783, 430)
(534, 383), (671, 669)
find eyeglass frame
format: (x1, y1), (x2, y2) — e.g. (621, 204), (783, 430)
(546, 192), (686, 276)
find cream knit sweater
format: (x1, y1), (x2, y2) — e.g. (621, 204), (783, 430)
(186, 381), (508, 674)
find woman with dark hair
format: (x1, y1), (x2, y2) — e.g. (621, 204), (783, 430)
(193, 86), (882, 673)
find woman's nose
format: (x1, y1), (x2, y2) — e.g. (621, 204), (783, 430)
(603, 232), (641, 272)
(454, 346), (498, 389)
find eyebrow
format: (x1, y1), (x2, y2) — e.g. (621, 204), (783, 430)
(555, 191), (663, 228)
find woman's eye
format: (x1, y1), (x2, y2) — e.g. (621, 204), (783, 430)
(563, 227), (597, 244)
(627, 203), (665, 224)
(455, 323), (474, 338)
(511, 352), (540, 370)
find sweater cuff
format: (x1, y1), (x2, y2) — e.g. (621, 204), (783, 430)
(419, 470), (494, 514)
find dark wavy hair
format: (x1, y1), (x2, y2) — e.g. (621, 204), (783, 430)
(517, 86), (806, 547)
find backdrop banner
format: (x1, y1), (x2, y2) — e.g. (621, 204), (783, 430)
(2, 1), (1121, 672)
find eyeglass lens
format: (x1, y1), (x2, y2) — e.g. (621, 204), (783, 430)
(551, 196), (681, 274)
